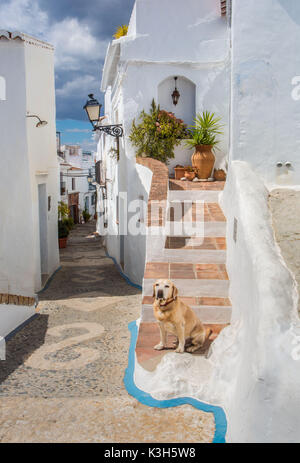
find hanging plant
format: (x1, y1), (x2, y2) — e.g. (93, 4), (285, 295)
(129, 99), (189, 164)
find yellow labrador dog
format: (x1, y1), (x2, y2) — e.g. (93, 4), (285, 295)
(153, 279), (210, 353)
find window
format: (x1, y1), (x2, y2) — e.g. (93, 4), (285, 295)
(95, 160), (101, 185)
(0, 76), (5, 101)
(72, 178), (75, 190)
(60, 182), (66, 195)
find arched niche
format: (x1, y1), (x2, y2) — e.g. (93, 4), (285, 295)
(0, 76), (6, 101)
(158, 76), (196, 126)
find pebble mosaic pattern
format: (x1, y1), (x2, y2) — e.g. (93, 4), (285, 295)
(0, 221), (215, 443)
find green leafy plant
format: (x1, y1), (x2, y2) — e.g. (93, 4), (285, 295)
(58, 201), (70, 221)
(58, 221), (69, 239)
(113, 24), (128, 39)
(129, 99), (188, 163)
(63, 217), (74, 231)
(82, 209), (91, 223)
(186, 111), (223, 148)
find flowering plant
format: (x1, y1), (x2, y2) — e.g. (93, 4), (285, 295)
(130, 99), (188, 163)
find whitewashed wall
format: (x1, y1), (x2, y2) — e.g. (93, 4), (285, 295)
(231, 0), (300, 184)
(99, 0), (230, 284)
(0, 37), (35, 297)
(210, 161), (300, 442)
(0, 33), (59, 336)
(24, 35), (60, 291)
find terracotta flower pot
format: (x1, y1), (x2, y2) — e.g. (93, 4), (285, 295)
(174, 166), (185, 180)
(184, 170), (196, 181)
(214, 169), (226, 181)
(191, 145), (215, 179)
(59, 237), (67, 249)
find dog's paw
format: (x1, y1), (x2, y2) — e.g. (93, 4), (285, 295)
(175, 347), (185, 353)
(186, 345), (199, 353)
(154, 343), (165, 351)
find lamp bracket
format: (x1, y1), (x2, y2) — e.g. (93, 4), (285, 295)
(94, 124), (123, 137)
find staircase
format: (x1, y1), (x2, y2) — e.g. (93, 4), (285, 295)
(136, 175), (231, 370)
(141, 180), (231, 325)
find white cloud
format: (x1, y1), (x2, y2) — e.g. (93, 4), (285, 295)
(0, 0), (109, 118)
(0, 0), (48, 37)
(0, 0), (107, 89)
(65, 128), (90, 133)
(56, 75), (98, 98)
(48, 18), (108, 71)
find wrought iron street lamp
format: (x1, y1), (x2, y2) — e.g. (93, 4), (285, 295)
(26, 114), (48, 128)
(172, 77), (180, 106)
(83, 94), (123, 137)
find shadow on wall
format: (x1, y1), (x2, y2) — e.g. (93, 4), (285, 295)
(158, 75), (196, 127)
(0, 314), (49, 387)
(278, 0), (300, 25)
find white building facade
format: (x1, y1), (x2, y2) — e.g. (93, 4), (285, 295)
(58, 145), (96, 222)
(0, 31), (60, 337)
(96, 0), (300, 442)
(97, 0), (230, 285)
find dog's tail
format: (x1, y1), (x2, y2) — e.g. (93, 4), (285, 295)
(207, 328), (213, 340)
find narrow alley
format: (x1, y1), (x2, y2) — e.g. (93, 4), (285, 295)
(0, 222), (215, 443)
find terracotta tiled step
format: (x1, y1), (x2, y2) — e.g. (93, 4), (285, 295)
(165, 236), (226, 250)
(144, 262), (229, 280)
(165, 201), (226, 237)
(167, 202), (226, 222)
(168, 189), (221, 202)
(136, 322), (229, 370)
(141, 296), (232, 324)
(169, 180), (225, 191)
(143, 262), (230, 298)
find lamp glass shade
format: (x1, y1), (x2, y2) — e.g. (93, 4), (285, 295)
(83, 94), (101, 123)
(172, 88), (180, 106)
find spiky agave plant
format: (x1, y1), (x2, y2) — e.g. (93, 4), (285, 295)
(186, 111), (223, 148)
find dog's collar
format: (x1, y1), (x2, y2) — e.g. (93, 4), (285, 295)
(156, 297), (176, 309)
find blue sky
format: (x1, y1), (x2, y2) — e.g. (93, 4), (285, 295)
(0, 0), (135, 150)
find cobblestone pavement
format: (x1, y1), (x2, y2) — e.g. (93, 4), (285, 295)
(0, 222), (215, 443)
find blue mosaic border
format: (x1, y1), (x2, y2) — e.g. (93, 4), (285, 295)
(124, 320), (227, 444)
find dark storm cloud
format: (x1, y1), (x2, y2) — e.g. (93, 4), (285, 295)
(46, 0), (135, 119)
(0, 0), (135, 120)
(39, 0), (135, 39)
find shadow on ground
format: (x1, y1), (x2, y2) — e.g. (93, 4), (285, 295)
(0, 314), (49, 387)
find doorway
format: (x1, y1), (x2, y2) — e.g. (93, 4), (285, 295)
(38, 183), (48, 285)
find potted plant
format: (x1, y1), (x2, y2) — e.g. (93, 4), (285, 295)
(129, 99), (188, 164)
(186, 111), (223, 180)
(213, 169), (227, 181)
(174, 164), (185, 180)
(58, 221), (69, 249)
(184, 166), (196, 181)
(82, 209), (91, 223)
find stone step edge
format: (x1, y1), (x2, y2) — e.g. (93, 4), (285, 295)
(142, 296), (231, 307)
(142, 304), (232, 311)
(141, 307), (232, 324)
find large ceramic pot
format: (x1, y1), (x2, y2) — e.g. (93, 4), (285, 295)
(191, 145), (215, 179)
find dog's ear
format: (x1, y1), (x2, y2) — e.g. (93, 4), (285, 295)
(172, 284), (178, 299)
(153, 284), (156, 298)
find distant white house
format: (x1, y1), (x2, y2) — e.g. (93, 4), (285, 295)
(96, 0), (230, 285)
(0, 31), (60, 337)
(58, 145), (96, 222)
